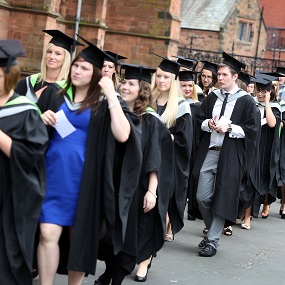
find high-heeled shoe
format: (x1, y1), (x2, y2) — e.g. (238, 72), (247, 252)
(261, 205), (270, 219)
(134, 257), (153, 282)
(32, 269), (38, 279)
(164, 233), (173, 242)
(94, 278), (110, 285)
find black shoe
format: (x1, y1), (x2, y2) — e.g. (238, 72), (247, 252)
(134, 257), (153, 282)
(281, 213), (285, 219)
(94, 278), (110, 285)
(198, 237), (208, 248)
(199, 244), (217, 257)
(134, 274), (147, 282)
(32, 269), (38, 279)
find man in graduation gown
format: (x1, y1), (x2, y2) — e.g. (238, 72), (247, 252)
(191, 52), (260, 257)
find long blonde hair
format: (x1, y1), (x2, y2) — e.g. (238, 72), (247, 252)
(151, 68), (183, 128)
(39, 43), (71, 83)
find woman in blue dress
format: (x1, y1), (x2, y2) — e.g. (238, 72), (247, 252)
(37, 36), (141, 285)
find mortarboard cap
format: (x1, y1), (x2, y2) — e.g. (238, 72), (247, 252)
(201, 60), (218, 74)
(43, 29), (84, 53)
(173, 55), (198, 70)
(275, 66), (285, 75)
(251, 73), (278, 91)
(120, 63), (156, 84)
(260, 71), (285, 78)
(221, 52), (246, 74)
(238, 71), (256, 85)
(179, 70), (198, 82)
(0, 39), (26, 73)
(104, 51), (127, 65)
(154, 53), (181, 78)
(76, 34), (113, 69)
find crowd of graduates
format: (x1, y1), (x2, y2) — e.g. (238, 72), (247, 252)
(1, 29), (285, 285)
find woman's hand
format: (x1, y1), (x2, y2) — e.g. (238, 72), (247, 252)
(264, 90), (271, 105)
(98, 77), (117, 101)
(42, 110), (57, 126)
(143, 191), (157, 213)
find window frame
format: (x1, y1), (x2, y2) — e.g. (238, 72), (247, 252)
(237, 20), (254, 43)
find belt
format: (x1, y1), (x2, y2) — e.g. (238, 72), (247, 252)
(209, 146), (221, 151)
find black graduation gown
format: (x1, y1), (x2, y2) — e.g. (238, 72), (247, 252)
(0, 93), (48, 285)
(15, 75), (51, 101)
(185, 99), (202, 216)
(277, 102), (285, 188)
(37, 83), (142, 275)
(191, 91), (260, 223)
(157, 100), (193, 234)
(135, 111), (173, 263)
(252, 104), (281, 216)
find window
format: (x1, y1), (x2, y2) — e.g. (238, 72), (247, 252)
(237, 22), (253, 42)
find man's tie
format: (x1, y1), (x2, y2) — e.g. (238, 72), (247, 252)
(219, 93), (229, 119)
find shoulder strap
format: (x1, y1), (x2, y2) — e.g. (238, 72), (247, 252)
(25, 74), (41, 103)
(177, 99), (191, 119)
(213, 88), (249, 103)
(0, 96), (40, 118)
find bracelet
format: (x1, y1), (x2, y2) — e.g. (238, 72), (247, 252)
(264, 104), (270, 109)
(108, 100), (120, 109)
(147, 190), (157, 199)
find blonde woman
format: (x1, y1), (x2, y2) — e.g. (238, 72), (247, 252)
(102, 50), (126, 90)
(15, 29), (82, 102)
(152, 54), (193, 240)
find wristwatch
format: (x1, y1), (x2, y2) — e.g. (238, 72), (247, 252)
(227, 123), (232, 133)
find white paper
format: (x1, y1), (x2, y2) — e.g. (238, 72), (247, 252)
(54, 109), (76, 138)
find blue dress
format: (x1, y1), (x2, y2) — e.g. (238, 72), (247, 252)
(40, 102), (91, 226)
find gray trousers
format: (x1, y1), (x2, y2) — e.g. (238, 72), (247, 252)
(196, 150), (225, 249)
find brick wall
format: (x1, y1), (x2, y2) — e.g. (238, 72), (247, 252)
(105, 0), (181, 67)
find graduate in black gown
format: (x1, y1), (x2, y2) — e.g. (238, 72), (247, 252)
(15, 29), (83, 102)
(179, 70), (202, 221)
(152, 54), (193, 239)
(191, 52), (260, 257)
(94, 64), (173, 284)
(251, 74), (282, 219)
(37, 35), (142, 285)
(0, 40), (48, 285)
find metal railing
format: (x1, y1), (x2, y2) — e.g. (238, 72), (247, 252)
(178, 47), (285, 74)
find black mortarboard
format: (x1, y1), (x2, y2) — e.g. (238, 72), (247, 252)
(76, 34), (113, 69)
(238, 71), (255, 85)
(221, 52), (246, 74)
(201, 60), (218, 74)
(0, 39), (26, 73)
(251, 73), (278, 91)
(43, 29), (84, 52)
(173, 56), (198, 70)
(260, 71), (285, 78)
(154, 53), (181, 78)
(120, 63), (156, 84)
(104, 51), (127, 65)
(275, 66), (285, 75)
(179, 70), (197, 82)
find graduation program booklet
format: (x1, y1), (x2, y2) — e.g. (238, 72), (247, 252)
(54, 109), (76, 138)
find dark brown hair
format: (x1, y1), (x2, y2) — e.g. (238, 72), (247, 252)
(4, 65), (20, 94)
(133, 81), (156, 116)
(197, 69), (218, 95)
(63, 55), (102, 113)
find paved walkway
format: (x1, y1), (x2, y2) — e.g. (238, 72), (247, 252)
(33, 201), (285, 285)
